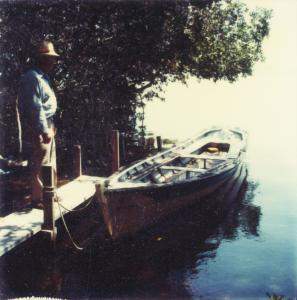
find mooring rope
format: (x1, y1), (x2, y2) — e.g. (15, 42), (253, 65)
(52, 183), (101, 251)
(56, 199), (83, 251)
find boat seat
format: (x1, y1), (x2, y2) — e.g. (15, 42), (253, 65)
(179, 154), (226, 161)
(160, 166), (206, 173)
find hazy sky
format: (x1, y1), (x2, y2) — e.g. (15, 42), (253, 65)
(144, 0), (297, 161)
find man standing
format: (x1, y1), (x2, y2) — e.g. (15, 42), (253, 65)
(18, 40), (59, 207)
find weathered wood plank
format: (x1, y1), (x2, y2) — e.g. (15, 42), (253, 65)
(0, 209), (43, 257)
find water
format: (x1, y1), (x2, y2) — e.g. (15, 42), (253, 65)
(1, 148), (296, 299)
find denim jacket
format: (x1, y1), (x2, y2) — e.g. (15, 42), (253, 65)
(18, 68), (57, 135)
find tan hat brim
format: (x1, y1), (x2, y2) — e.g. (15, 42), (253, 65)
(39, 52), (60, 57)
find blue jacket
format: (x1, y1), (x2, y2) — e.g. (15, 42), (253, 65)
(18, 68), (57, 135)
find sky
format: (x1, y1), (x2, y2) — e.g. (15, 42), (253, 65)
(144, 0), (297, 163)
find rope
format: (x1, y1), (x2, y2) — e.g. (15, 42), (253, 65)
(57, 199), (83, 251)
(15, 97), (23, 157)
(53, 190), (97, 251)
(52, 182), (101, 251)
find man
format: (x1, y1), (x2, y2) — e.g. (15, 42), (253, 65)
(18, 40), (59, 207)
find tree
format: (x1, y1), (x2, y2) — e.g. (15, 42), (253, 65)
(0, 0), (271, 175)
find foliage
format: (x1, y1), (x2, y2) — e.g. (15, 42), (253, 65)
(0, 0), (271, 175)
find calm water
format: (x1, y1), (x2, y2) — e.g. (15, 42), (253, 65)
(1, 151), (296, 299)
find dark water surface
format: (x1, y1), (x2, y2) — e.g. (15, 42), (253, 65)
(1, 152), (296, 299)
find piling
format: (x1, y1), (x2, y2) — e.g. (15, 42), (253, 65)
(202, 158), (207, 169)
(95, 183), (103, 203)
(157, 136), (162, 152)
(120, 132), (126, 164)
(41, 164), (57, 250)
(95, 182), (112, 237)
(73, 144), (82, 178)
(111, 130), (120, 173)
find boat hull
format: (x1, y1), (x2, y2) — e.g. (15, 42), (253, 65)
(99, 163), (246, 240)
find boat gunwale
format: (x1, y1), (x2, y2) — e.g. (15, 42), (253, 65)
(106, 127), (247, 191)
(106, 162), (241, 193)
(108, 128), (222, 177)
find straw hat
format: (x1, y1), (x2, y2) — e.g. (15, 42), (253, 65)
(37, 41), (59, 57)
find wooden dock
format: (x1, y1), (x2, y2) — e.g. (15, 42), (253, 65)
(0, 135), (124, 258)
(0, 175), (106, 257)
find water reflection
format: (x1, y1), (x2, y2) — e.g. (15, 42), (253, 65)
(1, 177), (261, 298)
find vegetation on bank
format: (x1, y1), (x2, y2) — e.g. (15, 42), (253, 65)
(0, 0), (271, 175)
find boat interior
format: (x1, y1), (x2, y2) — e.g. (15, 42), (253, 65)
(113, 129), (245, 186)
(118, 141), (236, 185)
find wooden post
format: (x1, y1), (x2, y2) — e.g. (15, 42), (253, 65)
(95, 182), (104, 203)
(157, 136), (162, 152)
(73, 145), (82, 178)
(41, 164), (57, 247)
(111, 130), (120, 173)
(203, 158), (207, 169)
(95, 182), (112, 237)
(120, 132), (126, 164)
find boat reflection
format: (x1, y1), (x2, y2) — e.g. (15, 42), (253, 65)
(1, 177), (261, 299)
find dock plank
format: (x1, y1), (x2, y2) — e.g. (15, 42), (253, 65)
(0, 208), (43, 257)
(0, 175), (106, 257)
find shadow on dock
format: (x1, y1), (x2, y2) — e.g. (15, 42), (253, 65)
(0, 176), (261, 299)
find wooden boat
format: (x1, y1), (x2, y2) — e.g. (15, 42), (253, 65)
(98, 127), (248, 240)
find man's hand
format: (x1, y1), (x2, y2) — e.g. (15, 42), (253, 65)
(41, 132), (52, 144)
